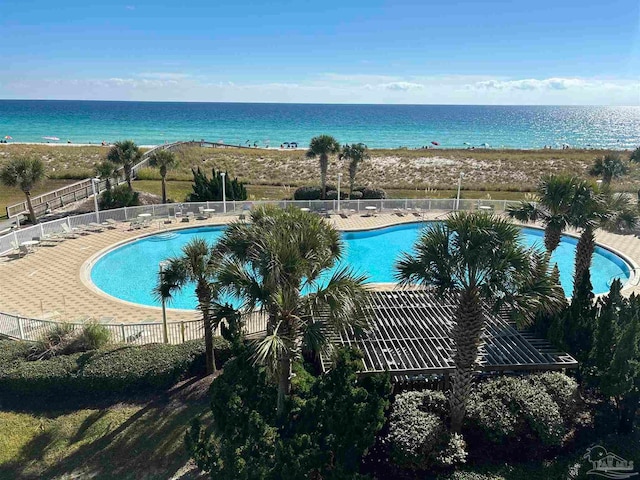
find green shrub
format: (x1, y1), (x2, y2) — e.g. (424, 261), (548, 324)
(99, 184), (140, 209)
(78, 321), (111, 350)
(294, 185), (324, 200)
(529, 372), (580, 420)
(466, 375), (567, 447)
(388, 390), (467, 470)
(186, 167), (247, 202)
(349, 190), (363, 200)
(0, 340), (32, 364)
(357, 186), (387, 199)
(0, 338), (230, 402)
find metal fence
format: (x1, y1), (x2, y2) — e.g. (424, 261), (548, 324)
(0, 310), (268, 345)
(0, 198), (519, 256)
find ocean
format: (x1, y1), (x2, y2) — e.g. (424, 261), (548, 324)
(0, 100), (638, 149)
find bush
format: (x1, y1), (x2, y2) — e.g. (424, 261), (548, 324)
(294, 186), (323, 200)
(187, 167), (247, 202)
(388, 390), (467, 470)
(99, 184), (140, 209)
(466, 375), (569, 447)
(358, 186), (387, 199)
(78, 321), (112, 351)
(29, 322), (77, 360)
(0, 338), (231, 402)
(0, 340), (33, 364)
(349, 190), (363, 200)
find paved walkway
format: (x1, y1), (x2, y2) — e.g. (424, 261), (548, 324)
(1, 211), (639, 323)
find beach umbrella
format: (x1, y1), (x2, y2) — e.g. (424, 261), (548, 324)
(4, 135), (12, 139)
(463, 142), (470, 145)
(480, 143), (490, 148)
(431, 141), (440, 146)
(43, 136), (60, 141)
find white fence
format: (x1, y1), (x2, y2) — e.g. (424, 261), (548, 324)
(0, 198), (519, 256)
(0, 310), (268, 345)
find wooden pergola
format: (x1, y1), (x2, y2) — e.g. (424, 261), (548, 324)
(321, 290), (577, 381)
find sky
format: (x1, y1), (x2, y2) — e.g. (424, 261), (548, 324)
(1, 0), (639, 105)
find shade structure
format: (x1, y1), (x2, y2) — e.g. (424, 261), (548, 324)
(321, 289), (577, 381)
(431, 141), (440, 146)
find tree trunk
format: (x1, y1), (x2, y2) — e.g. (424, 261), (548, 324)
(276, 354), (292, 419)
(320, 154), (328, 200)
(24, 190), (37, 224)
(197, 284), (216, 375)
(573, 226), (595, 294)
(450, 287), (484, 433)
(544, 225), (562, 254)
(161, 175), (167, 204)
(105, 178), (112, 191)
(125, 165), (132, 189)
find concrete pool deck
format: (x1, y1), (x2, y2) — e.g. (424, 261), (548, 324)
(1, 211), (639, 324)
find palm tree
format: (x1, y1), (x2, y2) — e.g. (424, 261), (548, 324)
(107, 140), (142, 189)
(339, 143), (370, 198)
(507, 175), (578, 254)
(148, 149), (177, 203)
(629, 146), (640, 163)
(155, 238), (220, 375)
(589, 153), (628, 186)
(0, 156), (45, 224)
(94, 161), (118, 191)
(215, 206), (369, 417)
(306, 135), (340, 200)
(395, 212), (564, 432)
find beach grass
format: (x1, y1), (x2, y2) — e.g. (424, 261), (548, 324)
(1, 143), (637, 217)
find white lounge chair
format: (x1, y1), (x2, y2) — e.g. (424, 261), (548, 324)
(87, 222), (104, 232)
(61, 224), (80, 238)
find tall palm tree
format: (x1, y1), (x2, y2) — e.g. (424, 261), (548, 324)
(0, 156), (45, 224)
(94, 160), (118, 191)
(155, 238), (220, 375)
(306, 135), (341, 200)
(339, 143), (370, 198)
(215, 206), (369, 417)
(396, 212), (564, 432)
(589, 153), (628, 187)
(107, 140), (142, 189)
(507, 175), (578, 254)
(148, 149), (177, 203)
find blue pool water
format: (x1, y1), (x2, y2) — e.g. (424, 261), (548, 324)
(90, 223), (631, 310)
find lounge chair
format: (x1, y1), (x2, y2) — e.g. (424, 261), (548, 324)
(18, 245), (30, 257)
(103, 219), (119, 229)
(61, 224), (80, 238)
(128, 219), (143, 230)
(87, 222), (104, 232)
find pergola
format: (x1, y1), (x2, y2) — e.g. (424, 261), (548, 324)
(321, 289), (577, 381)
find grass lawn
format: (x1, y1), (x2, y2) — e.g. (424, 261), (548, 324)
(0, 378), (212, 480)
(133, 179), (528, 203)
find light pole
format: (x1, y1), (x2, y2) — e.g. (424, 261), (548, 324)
(91, 177), (100, 222)
(455, 172), (464, 210)
(220, 172), (227, 213)
(337, 173), (342, 212)
(159, 261), (170, 344)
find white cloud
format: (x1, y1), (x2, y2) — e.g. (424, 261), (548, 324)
(1, 73), (637, 105)
(379, 81), (424, 91)
(125, 5), (135, 10)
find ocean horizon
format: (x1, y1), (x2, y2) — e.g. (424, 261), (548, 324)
(0, 100), (638, 150)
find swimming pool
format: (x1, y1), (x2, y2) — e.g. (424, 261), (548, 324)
(89, 223), (631, 310)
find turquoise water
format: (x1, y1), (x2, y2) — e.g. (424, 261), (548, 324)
(90, 223), (631, 310)
(1, 101), (639, 149)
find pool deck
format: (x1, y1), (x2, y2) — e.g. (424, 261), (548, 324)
(1, 211), (639, 324)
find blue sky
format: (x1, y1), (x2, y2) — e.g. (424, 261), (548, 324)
(1, 0), (639, 104)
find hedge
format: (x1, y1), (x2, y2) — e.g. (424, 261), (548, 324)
(0, 338), (231, 401)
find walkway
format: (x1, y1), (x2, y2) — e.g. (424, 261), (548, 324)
(0, 212), (638, 324)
